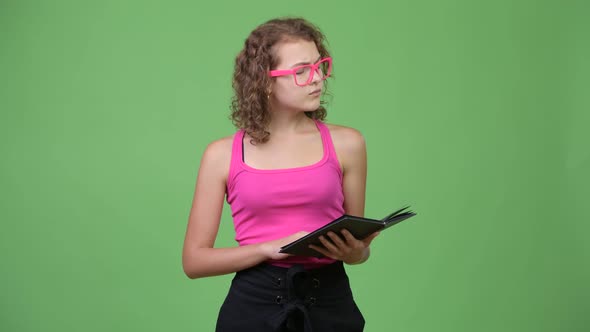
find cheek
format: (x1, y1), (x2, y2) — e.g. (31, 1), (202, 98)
(274, 84), (306, 104)
(272, 80), (322, 111)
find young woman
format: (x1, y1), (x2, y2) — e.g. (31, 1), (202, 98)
(182, 17), (379, 331)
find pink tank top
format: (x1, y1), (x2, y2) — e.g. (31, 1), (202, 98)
(225, 119), (344, 268)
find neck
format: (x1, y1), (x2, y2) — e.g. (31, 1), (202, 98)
(267, 108), (315, 136)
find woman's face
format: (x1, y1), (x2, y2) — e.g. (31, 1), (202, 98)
(270, 39), (324, 113)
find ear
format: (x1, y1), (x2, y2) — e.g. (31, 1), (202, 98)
(266, 74), (275, 96)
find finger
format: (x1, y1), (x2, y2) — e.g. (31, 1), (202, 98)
(309, 244), (337, 260)
(340, 229), (361, 244)
(319, 235), (341, 255)
(326, 231), (348, 249)
(326, 232), (354, 257)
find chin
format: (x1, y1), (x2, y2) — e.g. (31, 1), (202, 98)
(303, 101), (322, 112)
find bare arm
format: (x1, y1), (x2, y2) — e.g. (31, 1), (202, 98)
(181, 138), (305, 279)
(341, 128), (367, 218)
(309, 126), (377, 264)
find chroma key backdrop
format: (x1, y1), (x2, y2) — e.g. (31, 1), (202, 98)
(1, 1), (588, 331)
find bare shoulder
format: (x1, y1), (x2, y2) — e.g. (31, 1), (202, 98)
(202, 134), (234, 159)
(199, 133), (235, 180)
(325, 123), (366, 153)
(324, 123), (367, 173)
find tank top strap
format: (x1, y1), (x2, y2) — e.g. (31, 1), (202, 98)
(314, 119), (343, 175)
(227, 129), (245, 192)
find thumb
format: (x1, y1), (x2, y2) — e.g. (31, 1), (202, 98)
(363, 231), (380, 246)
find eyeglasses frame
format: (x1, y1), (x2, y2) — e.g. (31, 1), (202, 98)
(268, 57), (333, 86)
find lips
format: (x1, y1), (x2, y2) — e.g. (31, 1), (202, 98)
(309, 89), (322, 95)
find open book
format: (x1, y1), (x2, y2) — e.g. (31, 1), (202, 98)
(279, 206), (417, 257)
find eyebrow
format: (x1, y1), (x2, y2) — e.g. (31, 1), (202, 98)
(290, 56), (322, 68)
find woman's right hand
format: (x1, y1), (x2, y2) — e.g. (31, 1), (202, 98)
(259, 231), (309, 260)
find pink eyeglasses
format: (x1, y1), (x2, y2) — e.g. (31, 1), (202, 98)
(269, 57), (332, 86)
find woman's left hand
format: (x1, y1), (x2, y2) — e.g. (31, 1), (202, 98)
(309, 229), (380, 264)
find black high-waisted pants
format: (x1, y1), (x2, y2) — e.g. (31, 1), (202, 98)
(215, 261), (365, 332)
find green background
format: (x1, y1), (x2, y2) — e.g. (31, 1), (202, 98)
(1, 0), (588, 331)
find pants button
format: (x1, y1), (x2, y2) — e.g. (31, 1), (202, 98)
(313, 278), (320, 288)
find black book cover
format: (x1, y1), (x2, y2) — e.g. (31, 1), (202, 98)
(279, 206), (417, 257)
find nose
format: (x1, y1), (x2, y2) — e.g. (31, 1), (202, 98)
(309, 67), (323, 85)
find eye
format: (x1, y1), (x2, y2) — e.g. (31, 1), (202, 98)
(296, 66), (312, 76)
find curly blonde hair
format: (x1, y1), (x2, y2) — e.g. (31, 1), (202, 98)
(230, 17), (332, 144)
